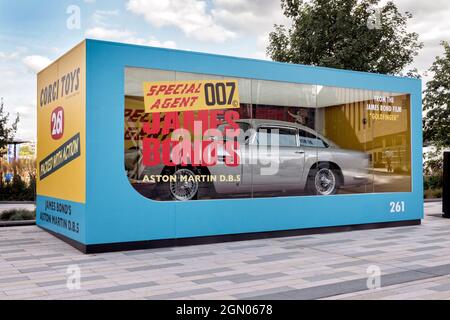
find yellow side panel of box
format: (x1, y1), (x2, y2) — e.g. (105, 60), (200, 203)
(36, 41), (86, 204)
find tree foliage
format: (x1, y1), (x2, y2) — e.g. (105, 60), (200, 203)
(423, 41), (450, 148)
(0, 98), (19, 151)
(267, 0), (423, 75)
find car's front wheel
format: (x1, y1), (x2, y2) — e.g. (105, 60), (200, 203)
(307, 164), (339, 195)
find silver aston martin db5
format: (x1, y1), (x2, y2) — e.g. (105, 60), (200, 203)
(126, 119), (370, 201)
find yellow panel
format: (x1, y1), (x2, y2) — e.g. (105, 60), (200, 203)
(36, 41), (86, 203)
(143, 79), (240, 113)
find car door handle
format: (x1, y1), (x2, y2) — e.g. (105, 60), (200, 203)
(295, 151), (305, 154)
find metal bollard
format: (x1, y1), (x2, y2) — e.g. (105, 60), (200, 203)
(443, 152), (450, 218)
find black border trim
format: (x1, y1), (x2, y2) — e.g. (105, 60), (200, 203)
(37, 226), (87, 253)
(39, 219), (421, 254)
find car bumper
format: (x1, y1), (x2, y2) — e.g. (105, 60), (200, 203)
(342, 172), (371, 187)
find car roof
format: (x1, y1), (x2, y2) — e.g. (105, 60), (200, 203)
(237, 119), (313, 133)
(235, 119), (337, 147)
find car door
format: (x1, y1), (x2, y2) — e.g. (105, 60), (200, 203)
(297, 128), (320, 190)
(212, 121), (253, 194)
(251, 125), (305, 192)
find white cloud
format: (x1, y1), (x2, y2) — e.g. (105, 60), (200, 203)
(92, 9), (120, 27)
(0, 51), (19, 60)
(126, 0), (237, 43)
(22, 55), (51, 73)
(391, 0), (450, 50)
(85, 27), (134, 40)
(211, 0), (287, 34)
(376, 0), (450, 84)
(85, 27), (177, 49)
(254, 33), (272, 60)
(0, 63), (37, 141)
(124, 37), (177, 49)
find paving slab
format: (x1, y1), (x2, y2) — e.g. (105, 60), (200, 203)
(0, 201), (448, 300)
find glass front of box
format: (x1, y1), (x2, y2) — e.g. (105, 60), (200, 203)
(124, 67), (411, 201)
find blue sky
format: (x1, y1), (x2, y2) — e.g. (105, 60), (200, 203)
(0, 0), (449, 141)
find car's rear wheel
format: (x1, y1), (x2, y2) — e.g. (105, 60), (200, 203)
(314, 167), (337, 195)
(306, 164), (339, 195)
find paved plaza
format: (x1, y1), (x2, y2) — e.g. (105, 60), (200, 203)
(0, 201), (449, 300)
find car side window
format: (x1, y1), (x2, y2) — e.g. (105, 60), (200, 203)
(257, 127), (298, 147)
(299, 129), (328, 148)
(217, 122), (251, 144)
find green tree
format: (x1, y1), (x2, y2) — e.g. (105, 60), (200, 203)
(267, 0), (423, 75)
(423, 41), (450, 149)
(19, 145), (34, 157)
(0, 97), (20, 183)
(0, 97), (19, 151)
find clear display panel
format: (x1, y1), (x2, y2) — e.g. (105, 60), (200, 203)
(124, 67), (411, 201)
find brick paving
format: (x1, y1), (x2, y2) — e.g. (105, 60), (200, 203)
(0, 201), (448, 300)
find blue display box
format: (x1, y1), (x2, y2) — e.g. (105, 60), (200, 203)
(36, 40), (423, 253)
